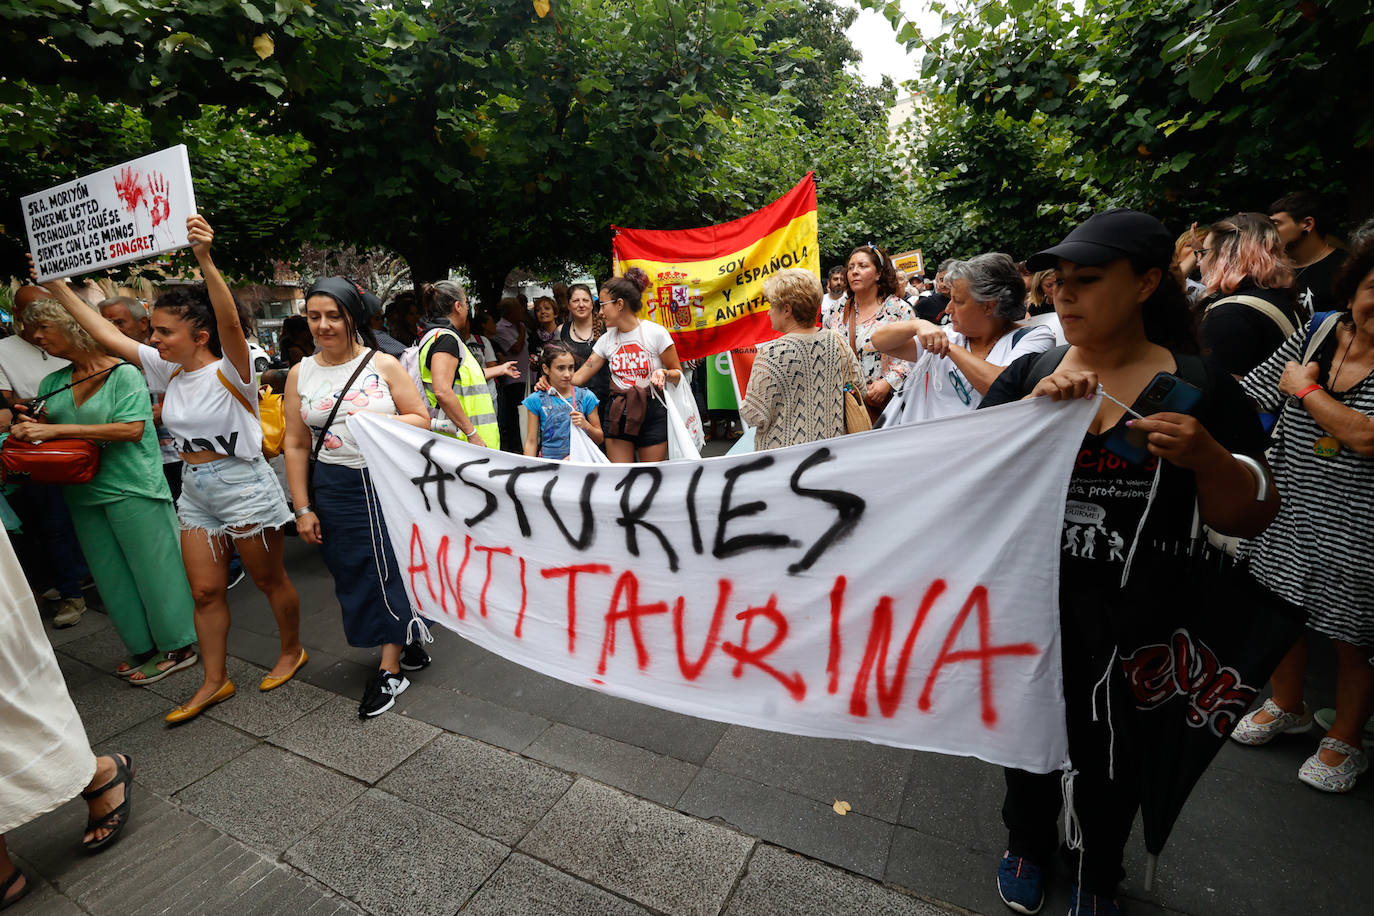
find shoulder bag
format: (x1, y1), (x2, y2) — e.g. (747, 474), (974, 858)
(1, 362), (127, 485)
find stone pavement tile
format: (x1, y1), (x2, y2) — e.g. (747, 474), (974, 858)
(54, 625), (135, 673)
(391, 681), (552, 753)
(885, 825), (1006, 916)
(705, 726), (914, 822)
(1, 866), (81, 916)
(200, 657), (333, 737)
(268, 694), (439, 783)
(378, 733), (572, 844)
(443, 650), (579, 720)
(300, 658), (376, 700)
(64, 671), (171, 743)
(295, 608), (385, 666)
(43, 604), (112, 647)
(678, 768), (894, 880)
(897, 751), (1005, 853)
(227, 625), (306, 671)
(525, 723), (699, 806)
(285, 788), (508, 916)
(1118, 765), (1374, 916)
(55, 652), (102, 687)
(1207, 729), (1332, 790)
(92, 713), (258, 796)
(174, 744), (366, 854)
(461, 853), (649, 916)
(553, 686), (729, 764)
(724, 844), (956, 915)
(519, 778), (753, 916)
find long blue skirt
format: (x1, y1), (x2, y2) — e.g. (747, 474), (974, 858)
(312, 461), (415, 648)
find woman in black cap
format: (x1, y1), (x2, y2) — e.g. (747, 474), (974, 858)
(33, 215), (306, 724)
(282, 278), (437, 718)
(978, 209), (1281, 915)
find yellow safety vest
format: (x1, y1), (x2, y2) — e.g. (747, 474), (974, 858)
(418, 328), (500, 448)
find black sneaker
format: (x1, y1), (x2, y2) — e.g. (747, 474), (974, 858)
(400, 642), (431, 672)
(358, 669), (409, 718)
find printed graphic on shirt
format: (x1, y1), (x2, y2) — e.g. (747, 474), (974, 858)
(1062, 443), (1158, 566)
(608, 341), (653, 387)
(301, 368), (386, 450)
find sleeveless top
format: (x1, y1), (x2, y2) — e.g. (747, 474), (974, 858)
(297, 350), (397, 469)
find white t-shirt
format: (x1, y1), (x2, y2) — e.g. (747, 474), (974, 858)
(1023, 311), (1067, 346)
(297, 350), (398, 469)
(138, 343), (261, 459)
(467, 333), (498, 402)
(894, 323), (1056, 421)
(592, 320), (675, 389)
(0, 336), (70, 399)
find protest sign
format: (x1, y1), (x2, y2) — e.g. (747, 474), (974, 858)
(22, 145), (197, 282)
(612, 174), (818, 361)
(349, 395), (1097, 773)
(893, 249), (925, 276)
(705, 347), (757, 411)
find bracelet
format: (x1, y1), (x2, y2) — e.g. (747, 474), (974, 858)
(1294, 384), (1323, 400)
(293, 505), (314, 518)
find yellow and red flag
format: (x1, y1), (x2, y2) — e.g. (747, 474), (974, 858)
(611, 173), (819, 361)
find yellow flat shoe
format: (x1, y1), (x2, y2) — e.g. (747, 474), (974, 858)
(165, 680), (235, 724)
(259, 650), (308, 692)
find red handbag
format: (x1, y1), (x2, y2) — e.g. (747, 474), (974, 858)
(0, 436), (101, 485)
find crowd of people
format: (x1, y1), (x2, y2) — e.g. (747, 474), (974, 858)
(2, 190), (1372, 916)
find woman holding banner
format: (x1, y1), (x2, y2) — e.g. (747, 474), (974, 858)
(31, 215), (305, 725)
(823, 244), (914, 420)
(282, 278), (436, 718)
(978, 209), (1279, 916)
(870, 253), (1055, 421)
(740, 268), (860, 449)
(571, 269), (682, 463)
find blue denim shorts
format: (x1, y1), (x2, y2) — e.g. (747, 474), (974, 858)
(177, 455), (293, 537)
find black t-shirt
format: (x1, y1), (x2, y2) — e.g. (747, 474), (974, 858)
(421, 321), (469, 376)
(558, 322), (611, 401)
(981, 349), (1267, 585)
(1293, 248), (1347, 319)
(916, 292), (949, 323)
(1198, 284), (1302, 377)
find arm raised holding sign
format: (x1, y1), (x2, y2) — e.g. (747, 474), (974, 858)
(186, 216), (253, 386)
(28, 257), (144, 368)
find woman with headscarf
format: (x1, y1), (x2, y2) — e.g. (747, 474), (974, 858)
(283, 278), (435, 718)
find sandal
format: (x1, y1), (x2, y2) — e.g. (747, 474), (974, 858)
(0, 868), (31, 912)
(80, 753), (135, 852)
(128, 648), (198, 686)
(114, 651), (156, 679)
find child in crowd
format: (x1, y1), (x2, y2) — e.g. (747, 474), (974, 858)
(522, 343), (602, 459)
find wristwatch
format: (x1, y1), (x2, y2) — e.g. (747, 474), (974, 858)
(293, 505), (314, 518)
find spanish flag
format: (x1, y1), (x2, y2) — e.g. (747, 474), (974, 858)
(611, 173), (819, 361)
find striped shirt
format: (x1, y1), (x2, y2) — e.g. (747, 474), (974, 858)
(1241, 326), (1374, 646)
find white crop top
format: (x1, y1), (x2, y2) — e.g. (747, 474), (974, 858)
(296, 350), (398, 469)
(138, 343), (262, 459)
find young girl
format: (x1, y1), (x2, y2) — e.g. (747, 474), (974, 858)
(282, 278), (434, 718)
(523, 343), (602, 459)
(35, 215), (304, 724)
(570, 269), (681, 463)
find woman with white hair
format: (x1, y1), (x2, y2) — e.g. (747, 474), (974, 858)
(872, 252), (1056, 421)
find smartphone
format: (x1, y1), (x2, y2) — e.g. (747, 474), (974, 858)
(1104, 372), (1203, 464)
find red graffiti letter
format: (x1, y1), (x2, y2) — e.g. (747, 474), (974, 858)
(917, 586), (1039, 725)
(849, 580), (946, 718)
(827, 576), (846, 694)
(597, 571), (668, 674)
(433, 534), (470, 619)
(674, 579), (731, 681)
(407, 524), (435, 610)
(542, 564), (612, 654)
(473, 545), (512, 618)
(720, 595), (806, 702)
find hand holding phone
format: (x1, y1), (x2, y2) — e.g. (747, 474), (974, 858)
(1104, 372), (1202, 464)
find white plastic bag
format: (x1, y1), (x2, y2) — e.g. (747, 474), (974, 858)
(656, 387), (702, 460)
(666, 371), (705, 448)
(878, 352), (939, 428)
(567, 424), (610, 464)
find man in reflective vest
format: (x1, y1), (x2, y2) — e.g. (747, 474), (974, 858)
(418, 281), (517, 447)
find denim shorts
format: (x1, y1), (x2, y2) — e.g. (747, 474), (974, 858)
(177, 455), (293, 537)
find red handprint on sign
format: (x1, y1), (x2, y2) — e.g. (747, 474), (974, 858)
(147, 172), (171, 227)
(114, 167), (146, 214)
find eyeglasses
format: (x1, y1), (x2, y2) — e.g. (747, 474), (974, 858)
(1193, 247), (1211, 258)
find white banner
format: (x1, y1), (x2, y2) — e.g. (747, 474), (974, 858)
(349, 396), (1096, 773)
(22, 145), (197, 282)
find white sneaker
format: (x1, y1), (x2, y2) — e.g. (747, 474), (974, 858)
(358, 669), (409, 718)
(53, 597), (87, 628)
(1230, 698), (1313, 745)
(1298, 737), (1369, 793)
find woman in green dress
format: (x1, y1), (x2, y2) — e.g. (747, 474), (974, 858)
(6, 298), (197, 684)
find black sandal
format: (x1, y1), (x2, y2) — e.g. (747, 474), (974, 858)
(0, 868), (31, 912)
(80, 753), (135, 852)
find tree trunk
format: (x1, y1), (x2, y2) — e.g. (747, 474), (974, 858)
(465, 260), (516, 315)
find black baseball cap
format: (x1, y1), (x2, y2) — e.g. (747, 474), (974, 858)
(1026, 208), (1173, 272)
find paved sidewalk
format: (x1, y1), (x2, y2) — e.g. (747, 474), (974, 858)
(9, 535), (1370, 915)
